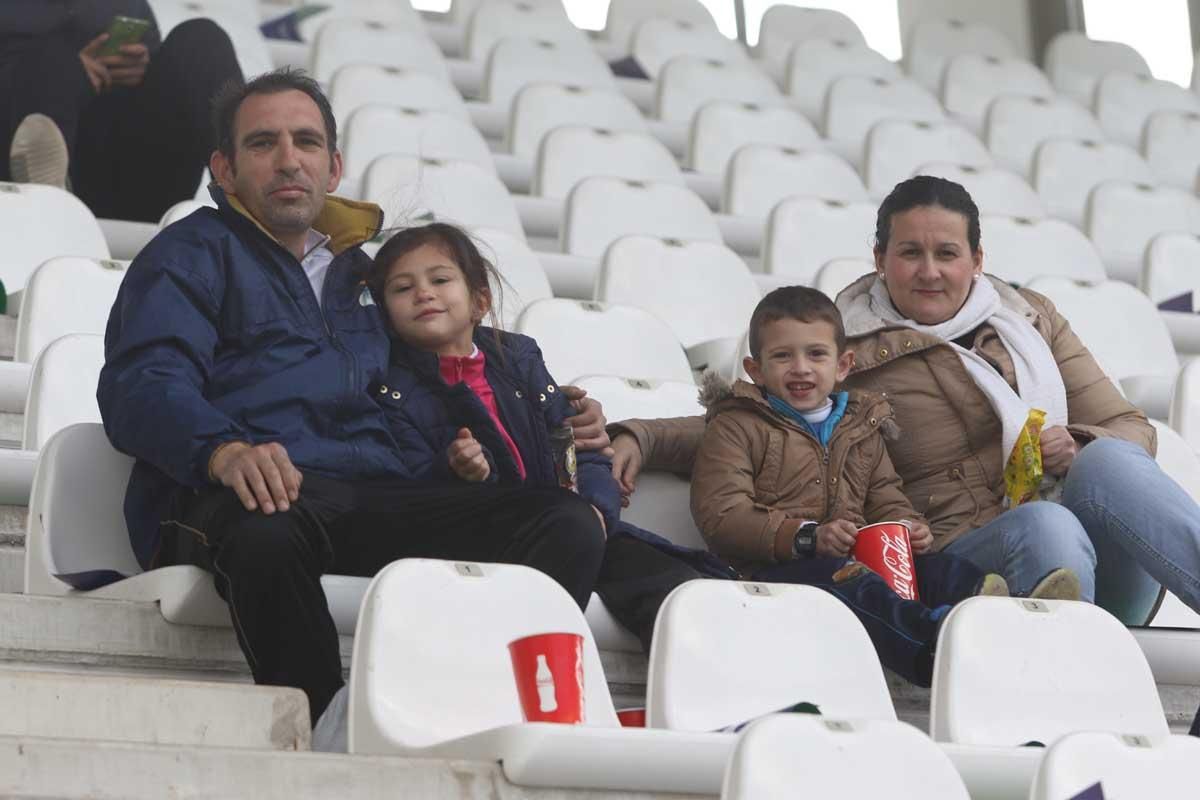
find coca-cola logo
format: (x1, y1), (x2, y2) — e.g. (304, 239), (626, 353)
(878, 530), (917, 600)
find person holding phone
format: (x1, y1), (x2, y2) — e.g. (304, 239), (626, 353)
(0, 0), (242, 222)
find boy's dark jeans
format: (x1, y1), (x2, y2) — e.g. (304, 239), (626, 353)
(753, 552), (986, 687)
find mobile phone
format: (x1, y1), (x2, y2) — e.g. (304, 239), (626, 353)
(98, 16), (151, 57)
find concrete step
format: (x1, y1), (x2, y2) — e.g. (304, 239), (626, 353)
(0, 668), (309, 750)
(0, 546), (19, 594)
(0, 736), (706, 800)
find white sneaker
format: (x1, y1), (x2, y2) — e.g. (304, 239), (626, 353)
(9, 113), (69, 190)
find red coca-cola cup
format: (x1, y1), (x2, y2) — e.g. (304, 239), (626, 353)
(508, 632), (585, 724)
(616, 707), (646, 727)
(853, 521), (920, 601)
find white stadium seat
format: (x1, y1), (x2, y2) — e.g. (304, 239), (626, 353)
(930, 598), (1169, 747)
(604, 0), (718, 53)
(483, 37), (615, 109)
(722, 715), (970, 800)
(980, 215), (1105, 285)
(905, 18), (1018, 93)
(506, 84), (647, 160)
(986, 95), (1106, 179)
(863, 119), (992, 199)
(1085, 182), (1200, 284)
(15, 257), (126, 364)
(623, 471), (707, 552)
(533, 127), (684, 200)
(310, 19), (449, 84)
(646, 580), (897, 731)
(758, 5), (866, 71)
(1094, 71), (1200, 147)
(823, 76), (945, 161)
(724, 145), (868, 218)
(687, 101), (821, 176)
(1168, 359), (1200, 452)
(347, 558), (733, 794)
(918, 163), (1047, 219)
(1030, 731), (1200, 800)
(158, 200), (210, 229)
(655, 56), (783, 124)
(362, 156), (524, 240)
(22, 334), (104, 451)
(764, 197), (875, 283)
(1142, 231), (1200, 307)
(0, 182), (109, 294)
(341, 105), (495, 182)
(561, 177), (721, 258)
(571, 376), (703, 426)
(814, 258), (873, 299)
(784, 38), (901, 123)
(631, 17), (748, 79)
(595, 236), (759, 372)
(941, 54), (1055, 133)
(463, 0), (580, 62)
(472, 227), (553, 330)
(1044, 31), (1152, 106)
(447, 0), (562, 26)
(328, 64), (470, 127)
(289, 0), (424, 40)
(514, 299), (694, 384)
(1026, 276), (1179, 419)
(1142, 109), (1200, 190)
(1033, 138), (1156, 227)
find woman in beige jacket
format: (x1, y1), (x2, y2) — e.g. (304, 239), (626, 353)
(613, 176), (1200, 626)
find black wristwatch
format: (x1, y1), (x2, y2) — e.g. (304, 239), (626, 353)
(792, 521), (819, 559)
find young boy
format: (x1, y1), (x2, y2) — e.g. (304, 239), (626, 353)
(691, 286), (1078, 685)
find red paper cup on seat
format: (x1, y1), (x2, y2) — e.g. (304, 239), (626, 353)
(616, 707), (646, 727)
(508, 632), (585, 724)
(853, 521), (920, 601)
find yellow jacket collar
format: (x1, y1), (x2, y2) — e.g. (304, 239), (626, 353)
(217, 186), (383, 256)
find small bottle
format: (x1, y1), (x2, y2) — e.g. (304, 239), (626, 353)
(549, 424), (579, 493)
(535, 654), (558, 713)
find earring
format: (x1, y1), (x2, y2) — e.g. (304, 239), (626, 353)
(973, 274), (981, 282)
(877, 272), (886, 282)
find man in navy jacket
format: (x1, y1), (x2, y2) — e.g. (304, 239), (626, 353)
(98, 69), (608, 726)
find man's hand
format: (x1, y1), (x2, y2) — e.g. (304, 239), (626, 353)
(610, 432), (643, 508)
(79, 33), (113, 93)
(101, 43), (150, 88)
(815, 519), (859, 558)
(447, 428), (490, 482)
(1040, 425), (1080, 477)
(904, 518), (933, 554)
(210, 441), (302, 514)
(560, 385), (612, 455)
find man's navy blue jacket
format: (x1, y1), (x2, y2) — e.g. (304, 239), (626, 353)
(98, 188), (409, 570)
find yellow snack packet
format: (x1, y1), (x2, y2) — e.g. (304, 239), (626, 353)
(1004, 409), (1046, 508)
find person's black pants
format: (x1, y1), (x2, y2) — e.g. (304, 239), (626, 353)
(157, 475), (607, 723)
(0, 19), (241, 222)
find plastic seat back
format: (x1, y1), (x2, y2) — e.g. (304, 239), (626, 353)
(595, 236), (759, 348)
(1044, 31), (1152, 106)
(534, 127), (683, 200)
(1033, 138), (1155, 227)
(632, 17), (748, 80)
(985, 95), (1105, 178)
(656, 55), (783, 124)
(941, 54), (1054, 133)
(764, 196), (876, 283)
(310, 19), (449, 83)
(980, 215), (1105, 285)
(1142, 231), (1200, 306)
(784, 38), (899, 122)
(572, 376), (703, 424)
(1143, 109), (1200, 189)
(864, 119), (992, 198)
(722, 715), (970, 800)
(604, 0), (717, 53)
(562, 176), (720, 258)
(465, 0), (581, 62)
(158, 200), (211, 229)
(328, 64), (469, 128)
(823, 76), (945, 154)
(918, 163), (1046, 219)
(759, 6), (866, 71)
(687, 101), (820, 176)
(905, 18), (1018, 93)
(646, 580), (897, 730)
(814, 258), (873, 298)
(0, 183), (109, 294)
(473, 227), (553, 330)
(483, 37), (615, 109)
(349, 559), (619, 755)
(15, 257), (126, 363)
(506, 84), (646, 159)
(1031, 731), (1200, 800)
(514, 299), (693, 384)
(23, 334), (104, 450)
(724, 145), (867, 218)
(342, 105), (494, 181)
(930, 597), (1168, 746)
(1086, 181), (1200, 284)
(362, 155), (524, 239)
(1095, 71), (1199, 147)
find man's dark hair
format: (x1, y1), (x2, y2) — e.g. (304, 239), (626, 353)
(212, 68), (337, 160)
(748, 286), (846, 359)
(874, 174), (981, 254)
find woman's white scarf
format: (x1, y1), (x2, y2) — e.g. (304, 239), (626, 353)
(867, 277), (1069, 463)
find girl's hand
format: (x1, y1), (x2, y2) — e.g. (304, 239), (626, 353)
(815, 519), (858, 558)
(904, 518), (933, 554)
(1040, 425), (1080, 477)
(610, 433), (643, 507)
(447, 428), (490, 482)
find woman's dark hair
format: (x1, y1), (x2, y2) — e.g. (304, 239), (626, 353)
(873, 175), (981, 254)
(369, 222), (504, 329)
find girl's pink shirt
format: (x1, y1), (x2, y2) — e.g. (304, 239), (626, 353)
(439, 347), (527, 481)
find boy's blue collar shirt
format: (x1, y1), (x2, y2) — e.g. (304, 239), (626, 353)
(766, 390), (850, 447)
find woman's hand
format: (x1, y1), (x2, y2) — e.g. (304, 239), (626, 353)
(447, 428), (490, 482)
(815, 519), (859, 558)
(610, 433), (643, 507)
(1040, 425), (1080, 477)
(560, 385), (612, 455)
(101, 43), (150, 88)
(79, 33), (113, 93)
(904, 518), (933, 554)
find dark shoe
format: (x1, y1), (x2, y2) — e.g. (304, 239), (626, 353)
(1023, 568), (1081, 601)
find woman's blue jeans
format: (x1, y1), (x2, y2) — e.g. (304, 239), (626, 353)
(943, 438), (1200, 624)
